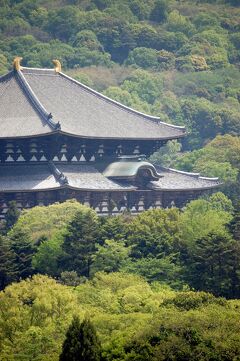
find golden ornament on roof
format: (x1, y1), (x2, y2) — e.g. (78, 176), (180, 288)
(13, 57), (23, 71)
(52, 59), (62, 73)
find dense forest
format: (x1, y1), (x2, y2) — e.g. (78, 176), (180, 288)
(0, 197), (240, 360)
(0, 0), (240, 359)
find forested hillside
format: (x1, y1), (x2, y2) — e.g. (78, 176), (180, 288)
(1, 0), (239, 201)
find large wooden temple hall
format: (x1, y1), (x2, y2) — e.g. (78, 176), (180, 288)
(0, 57), (220, 218)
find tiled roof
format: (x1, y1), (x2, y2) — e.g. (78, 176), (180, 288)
(149, 166), (221, 191)
(0, 163), (220, 193)
(0, 163), (135, 192)
(0, 72), (52, 138)
(59, 164), (135, 190)
(0, 164), (58, 191)
(0, 66), (186, 140)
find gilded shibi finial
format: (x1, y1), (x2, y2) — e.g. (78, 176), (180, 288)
(52, 59), (62, 73)
(13, 57), (23, 71)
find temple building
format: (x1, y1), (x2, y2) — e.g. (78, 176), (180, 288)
(0, 57), (220, 218)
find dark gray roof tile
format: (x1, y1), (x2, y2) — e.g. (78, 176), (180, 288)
(58, 164), (135, 190)
(0, 72), (52, 138)
(149, 166), (221, 190)
(0, 163), (135, 192)
(0, 66), (186, 140)
(0, 164), (58, 191)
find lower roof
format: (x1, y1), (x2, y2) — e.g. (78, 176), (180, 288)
(150, 166), (221, 191)
(0, 163), (220, 193)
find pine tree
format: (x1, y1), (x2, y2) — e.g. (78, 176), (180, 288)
(60, 316), (102, 361)
(0, 235), (17, 290)
(59, 210), (99, 277)
(229, 202), (240, 241)
(5, 200), (20, 231)
(10, 229), (35, 279)
(185, 231), (240, 298)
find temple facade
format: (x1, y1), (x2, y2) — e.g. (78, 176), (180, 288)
(0, 57), (220, 218)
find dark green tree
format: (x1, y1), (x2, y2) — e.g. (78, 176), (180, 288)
(150, 0), (169, 24)
(59, 209), (99, 277)
(60, 316), (102, 361)
(185, 231), (240, 298)
(10, 229), (35, 280)
(0, 235), (17, 290)
(229, 202), (240, 241)
(5, 200), (20, 231)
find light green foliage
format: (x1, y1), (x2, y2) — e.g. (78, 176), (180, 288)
(71, 30), (103, 50)
(0, 274), (240, 360)
(179, 198), (232, 245)
(126, 47), (159, 69)
(166, 10), (196, 36)
(32, 231), (64, 276)
(122, 256), (183, 287)
(208, 192), (234, 213)
(121, 69), (163, 104)
(9, 200), (91, 242)
(0, 275), (81, 361)
(91, 239), (131, 275)
(174, 135), (240, 201)
(127, 208), (181, 258)
(103, 86), (151, 114)
(194, 159), (238, 182)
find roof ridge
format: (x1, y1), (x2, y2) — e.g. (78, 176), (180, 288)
(0, 70), (14, 82)
(15, 69), (61, 130)
(48, 161), (69, 185)
(59, 71), (185, 131)
(21, 66), (54, 72)
(165, 166), (220, 182)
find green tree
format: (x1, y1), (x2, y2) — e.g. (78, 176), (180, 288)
(10, 229), (35, 280)
(185, 231), (240, 298)
(91, 239), (131, 275)
(229, 202), (240, 241)
(127, 208), (181, 259)
(5, 200), (20, 231)
(0, 235), (17, 290)
(126, 47), (159, 69)
(150, 0), (169, 24)
(60, 316), (102, 361)
(32, 231), (64, 276)
(59, 209), (99, 277)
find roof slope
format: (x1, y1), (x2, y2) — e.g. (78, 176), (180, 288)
(0, 163), (135, 192)
(0, 72), (52, 138)
(0, 66), (186, 140)
(149, 166), (221, 191)
(0, 163), (220, 193)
